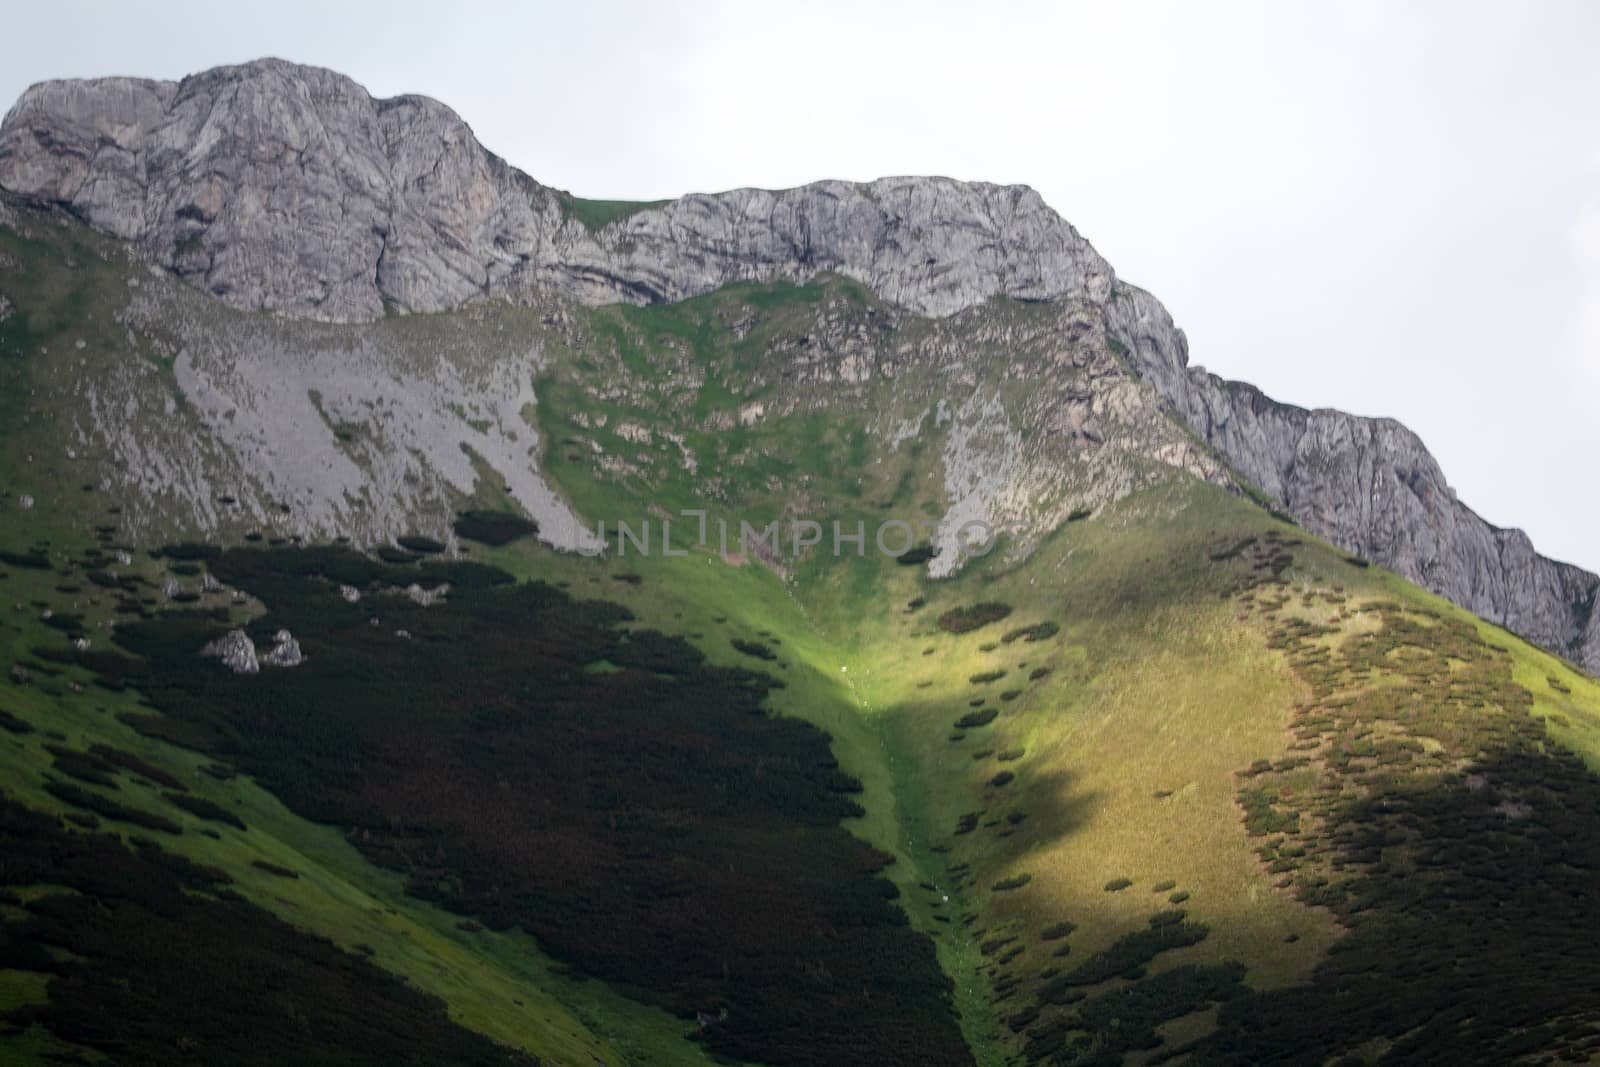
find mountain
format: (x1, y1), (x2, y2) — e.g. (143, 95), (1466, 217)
(3, 58), (1592, 673)
(2, 59), (1600, 1067)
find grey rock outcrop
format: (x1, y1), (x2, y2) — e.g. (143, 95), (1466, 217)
(262, 629), (305, 667)
(2, 57), (1594, 672)
(0, 58), (1110, 323)
(201, 629), (259, 674)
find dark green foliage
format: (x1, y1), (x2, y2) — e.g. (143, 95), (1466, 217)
(896, 544), (938, 566)
(88, 744), (186, 790)
(396, 535), (446, 554)
(91, 547), (970, 1067)
(375, 546), (421, 565)
(1066, 507), (1093, 523)
(1031, 963), (1247, 1062)
(1168, 890), (1190, 904)
(1039, 922), (1076, 941)
(955, 708), (998, 729)
(1048, 920), (1209, 989)
(1103, 877), (1133, 892)
(937, 602), (1013, 634)
(991, 874), (1032, 892)
(1239, 787), (1300, 835)
(968, 669), (1007, 684)
(45, 744), (119, 788)
(1151, 879), (1176, 893)
(164, 792), (246, 830)
(42, 779), (182, 834)
(0, 798), (530, 1065)
(996, 749), (1025, 762)
(989, 771), (1015, 788)
(453, 509), (538, 546)
(251, 859), (300, 879)
(1001, 621), (1059, 644)
(158, 542), (222, 561)
(0, 708), (33, 733)
(730, 637), (778, 661)
(0, 549), (51, 569)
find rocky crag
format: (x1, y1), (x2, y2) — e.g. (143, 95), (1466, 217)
(2, 58), (1594, 671)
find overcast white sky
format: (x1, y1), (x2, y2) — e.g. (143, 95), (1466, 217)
(3, 1), (1596, 571)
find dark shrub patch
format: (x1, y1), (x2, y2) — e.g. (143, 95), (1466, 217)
(1104, 877), (1133, 892)
(1152, 879), (1177, 893)
(453, 510), (538, 546)
(46, 745), (119, 788)
(0, 707), (34, 733)
(164, 793), (246, 830)
(42, 779), (182, 834)
(1001, 621), (1059, 644)
(396, 535), (446, 555)
(906, 596), (927, 611)
(968, 669), (1007, 685)
(989, 771), (1015, 788)
(955, 708), (998, 729)
(1168, 890), (1190, 904)
(896, 544), (938, 566)
(1067, 507), (1093, 523)
(992, 873), (1032, 892)
(937, 602), (1013, 634)
(997, 749), (1026, 762)
(0, 549), (51, 569)
(159, 542), (221, 561)
(88, 744), (186, 790)
(1240, 787), (1300, 835)
(730, 637), (778, 661)
(1040, 921), (1076, 941)
(1000, 689), (1022, 702)
(251, 859), (300, 879)
(1050, 920), (1209, 988)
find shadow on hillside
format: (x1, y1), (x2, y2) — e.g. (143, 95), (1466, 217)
(1191, 742), (1600, 1065)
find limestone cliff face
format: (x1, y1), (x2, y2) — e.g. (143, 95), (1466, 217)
(2, 58), (1594, 671)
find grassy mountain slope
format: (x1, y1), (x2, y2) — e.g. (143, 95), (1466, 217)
(2, 200), (1600, 1066)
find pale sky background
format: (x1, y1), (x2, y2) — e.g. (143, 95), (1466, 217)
(3, 1), (1596, 571)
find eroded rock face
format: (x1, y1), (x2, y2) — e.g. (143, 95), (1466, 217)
(0, 59), (1110, 323)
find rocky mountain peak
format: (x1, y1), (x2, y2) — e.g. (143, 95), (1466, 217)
(0, 58), (1111, 322)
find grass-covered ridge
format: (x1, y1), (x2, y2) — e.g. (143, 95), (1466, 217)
(558, 194), (669, 233)
(4, 192), (1600, 1065)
